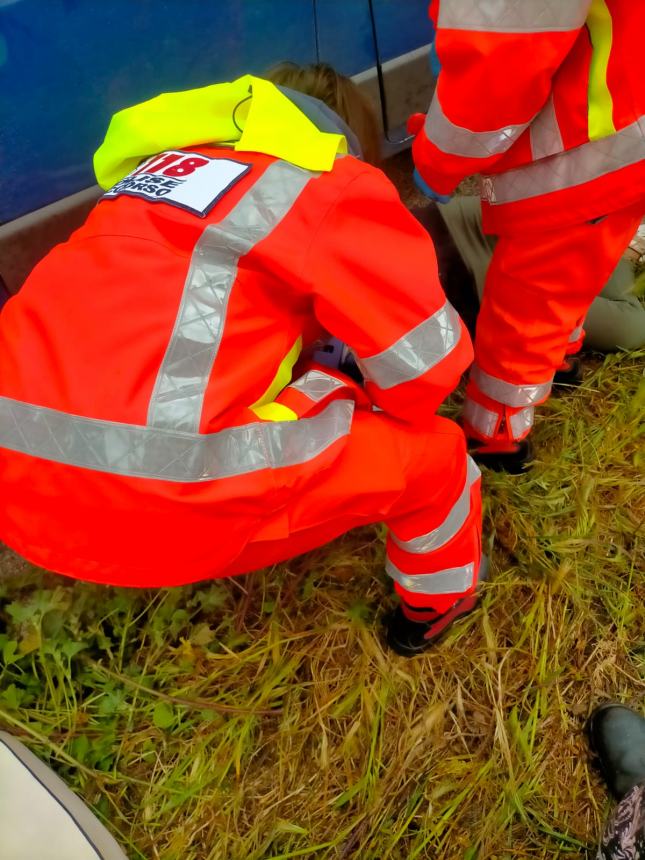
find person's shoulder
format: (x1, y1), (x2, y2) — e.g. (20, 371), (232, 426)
(326, 154), (397, 198)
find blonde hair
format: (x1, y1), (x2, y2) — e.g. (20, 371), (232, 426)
(267, 62), (381, 166)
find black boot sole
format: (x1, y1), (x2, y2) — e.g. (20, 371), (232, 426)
(469, 438), (533, 474)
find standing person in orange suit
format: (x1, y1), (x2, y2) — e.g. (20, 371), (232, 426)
(411, 0), (645, 471)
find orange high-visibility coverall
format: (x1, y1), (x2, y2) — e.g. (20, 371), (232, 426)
(0, 82), (481, 612)
(414, 0), (645, 444)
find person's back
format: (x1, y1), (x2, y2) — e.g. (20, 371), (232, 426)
(0, 77), (399, 583)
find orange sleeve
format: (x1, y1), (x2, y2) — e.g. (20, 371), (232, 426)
(306, 168), (473, 424)
(414, 0), (591, 194)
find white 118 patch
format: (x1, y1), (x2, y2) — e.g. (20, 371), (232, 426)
(104, 150), (252, 217)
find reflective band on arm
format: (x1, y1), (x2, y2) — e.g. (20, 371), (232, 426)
(391, 456), (480, 554)
(425, 95), (528, 159)
(471, 366), (552, 407)
(359, 300), (462, 390)
(386, 560), (475, 596)
(530, 95), (564, 160)
(0, 396), (353, 483)
(438, 0), (591, 33)
(289, 370), (347, 402)
(484, 115), (645, 204)
(147, 160), (315, 434)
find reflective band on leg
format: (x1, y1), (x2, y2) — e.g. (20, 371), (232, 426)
(147, 160), (316, 433)
(471, 366), (552, 407)
(386, 559), (475, 596)
(437, 1), (591, 33)
(391, 456), (480, 554)
(425, 95), (528, 159)
(289, 370), (347, 402)
(358, 300), (462, 390)
(568, 324), (584, 343)
(0, 396), (353, 483)
(463, 399), (499, 439)
(484, 115), (645, 205)
(508, 406), (535, 440)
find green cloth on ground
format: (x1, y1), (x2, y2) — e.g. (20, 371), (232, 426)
(438, 196), (645, 352)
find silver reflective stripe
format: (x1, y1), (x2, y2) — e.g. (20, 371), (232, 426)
(530, 95), (564, 160)
(386, 559), (475, 596)
(463, 400), (499, 439)
(471, 365), (552, 407)
(147, 161), (315, 433)
(0, 396), (353, 483)
(438, 0), (591, 33)
(289, 370), (346, 402)
(509, 406), (535, 439)
(568, 323), (584, 343)
(359, 300), (462, 390)
(425, 95), (528, 159)
(391, 456), (480, 554)
(484, 114), (645, 204)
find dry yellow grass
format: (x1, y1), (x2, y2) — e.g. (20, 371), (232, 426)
(0, 349), (643, 859)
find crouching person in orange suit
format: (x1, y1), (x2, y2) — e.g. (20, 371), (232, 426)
(0, 64), (483, 656)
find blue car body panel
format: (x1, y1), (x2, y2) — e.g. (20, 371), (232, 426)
(0, 0), (430, 223)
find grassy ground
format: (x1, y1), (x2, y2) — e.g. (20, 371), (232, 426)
(0, 350), (643, 860)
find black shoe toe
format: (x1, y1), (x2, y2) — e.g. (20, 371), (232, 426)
(587, 703), (645, 799)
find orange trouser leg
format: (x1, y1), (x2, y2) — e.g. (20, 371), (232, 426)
(223, 410), (482, 612)
(465, 202), (644, 442)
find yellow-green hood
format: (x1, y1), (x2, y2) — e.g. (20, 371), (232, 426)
(94, 74), (349, 189)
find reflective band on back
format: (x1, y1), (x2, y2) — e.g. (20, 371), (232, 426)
(438, 1), (590, 33)
(484, 115), (645, 204)
(359, 300), (461, 390)
(289, 370), (347, 402)
(147, 160), (315, 433)
(463, 400), (499, 439)
(386, 560), (475, 596)
(509, 406), (535, 440)
(530, 95), (564, 160)
(391, 456), (480, 554)
(471, 366), (552, 407)
(0, 396), (353, 483)
(425, 95), (528, 159)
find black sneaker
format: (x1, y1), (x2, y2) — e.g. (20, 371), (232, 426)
(587, 703), (645, 799)
(553, 355), (583, 389)
(384, 558), (488, 657)
(468, 438), (533, 474)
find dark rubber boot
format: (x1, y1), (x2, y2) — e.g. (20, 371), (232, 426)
(384, 557), (488, 657)
(587, 703), (645, 799)
(468, 438), (533, 474)
(553, 355), (583, 389)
